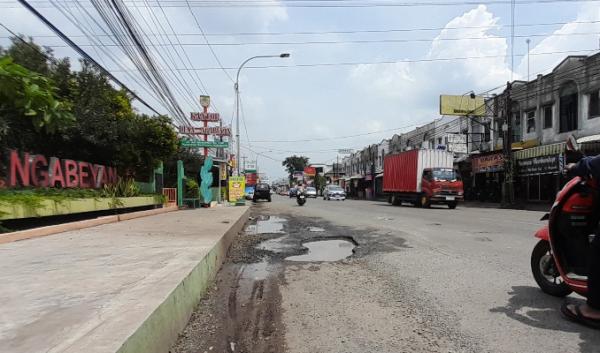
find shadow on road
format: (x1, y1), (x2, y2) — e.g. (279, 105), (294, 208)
(490, 286), (600, 353)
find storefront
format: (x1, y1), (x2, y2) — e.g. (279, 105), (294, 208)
(470, 152), (504, 202)
(514, 142), (565, 203)
(516, 154), (563, 202)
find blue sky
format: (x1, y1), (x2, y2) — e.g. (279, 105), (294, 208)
(1, 0), (599, 179)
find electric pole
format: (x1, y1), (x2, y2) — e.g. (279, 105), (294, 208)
(502, 81), (515, 207)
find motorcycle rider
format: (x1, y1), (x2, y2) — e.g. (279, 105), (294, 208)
(562, 155), (600, 328)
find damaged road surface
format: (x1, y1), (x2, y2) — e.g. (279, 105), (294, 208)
(171, 197), (600, 353)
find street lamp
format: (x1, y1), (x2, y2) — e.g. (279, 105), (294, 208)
(234, 53), (290, 175)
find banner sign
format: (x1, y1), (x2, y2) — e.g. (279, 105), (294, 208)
(180, 139), (229, 148)
(178, 126), (231, 136)
(293, 171), (304, 182)
(190, 112), (220, 122)
(517, 155), (562, 176)
(472, 153), (504, 173)
(446, 134), (467, 153)
(228, 176), (245, 202)
(5, 149), (118, 189)
(440, 95), (485, 116)
(304, 166), (316, 177)
(245, 172), (258, 186)
(244, 162), (257, 173)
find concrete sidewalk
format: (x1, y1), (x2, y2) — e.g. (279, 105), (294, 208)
(0, 206), (249, 353)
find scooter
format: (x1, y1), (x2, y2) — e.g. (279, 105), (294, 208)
(531, 136), (598, 298)
(296, 191), (306, 206)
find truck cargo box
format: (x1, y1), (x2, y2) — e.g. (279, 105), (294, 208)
(383, 149), (454, 193)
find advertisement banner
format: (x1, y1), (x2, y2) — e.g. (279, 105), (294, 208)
(245, 172), (258, 186)
(446, 134), (467, 154)
(472, 153), (505, 173)
(440, 95), (485, 116)
(180, 139), (229, 148)
(517, 155), (562, 176)
(190, 112), (220, 122)
(304, 167), (316, 177)
(178, 126), (232, 136)
(228, 176), (245, 202)
(244, 162), (257, 173)
(293, 171), (304, 182)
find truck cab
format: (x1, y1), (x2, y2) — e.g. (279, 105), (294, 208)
(421, 168), (464, 209)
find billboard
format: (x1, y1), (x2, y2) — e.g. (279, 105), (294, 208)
(304, 167), (316, 177)
(446, 134), (467, 154)
(440, 95), (485, 116)
(228, 176), (245, 203)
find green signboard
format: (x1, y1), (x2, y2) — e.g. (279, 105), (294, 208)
(181, 139), (229, 148)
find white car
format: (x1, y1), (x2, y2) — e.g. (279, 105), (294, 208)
(305, 187), (318, 198)
(245, 189), (255, 200)
(324, 185), (346, 201)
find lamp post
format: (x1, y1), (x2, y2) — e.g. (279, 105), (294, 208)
(234, 53), (290, 175)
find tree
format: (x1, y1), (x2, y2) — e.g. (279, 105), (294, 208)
(282, 155), (309, 183)
(0, 56), (74, 152)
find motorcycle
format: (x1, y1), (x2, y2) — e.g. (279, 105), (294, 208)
(531, 136), (598, 298)
(296, 190), (306, 206)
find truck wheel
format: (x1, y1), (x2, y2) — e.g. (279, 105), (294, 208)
(418, 195), (430, 208)
(392, 196), (401, 206)
(448, 201), (458, 209)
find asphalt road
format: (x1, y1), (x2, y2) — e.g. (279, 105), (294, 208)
(174, 195), (600, 353)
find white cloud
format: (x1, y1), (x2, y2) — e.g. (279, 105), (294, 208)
(517, 2), (600, 77)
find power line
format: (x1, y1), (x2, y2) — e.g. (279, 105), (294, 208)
(4, 20), (599, 39)
(183, 0), (234, 83)
(26, 31), (600, 47)
(99, 48), (599, 72)
(3, 0), (600, 8)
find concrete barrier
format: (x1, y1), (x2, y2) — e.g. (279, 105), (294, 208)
(114, 207), (250, 353)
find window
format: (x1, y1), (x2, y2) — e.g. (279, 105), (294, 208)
(437, 137), (442, 146)
(589, 89), (600, 118)
(513, 113), (522, 142)
(543, 105), (553, 129)
(484, 122), (491, 142)
(559, 82), (578, 133)
(526, 110), (536, 133)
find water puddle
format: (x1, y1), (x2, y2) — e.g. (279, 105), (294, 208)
(245, 216), (286, 235)
(285, 239), (355, 262)
(308, 227), (325, 232)
(256, 238), (290, 253)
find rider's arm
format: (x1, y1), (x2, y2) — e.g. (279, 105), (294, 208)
(572, 155), (600, 179)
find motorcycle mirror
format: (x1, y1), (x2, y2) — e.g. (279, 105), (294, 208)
(566, 135), (580, 152)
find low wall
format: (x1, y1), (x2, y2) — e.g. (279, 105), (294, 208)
(0, 196), (162, 220)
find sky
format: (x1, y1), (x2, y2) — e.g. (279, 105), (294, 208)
(1, 0), (600, 179)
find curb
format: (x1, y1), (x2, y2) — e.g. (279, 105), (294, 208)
(115, 207), (250, 353)
(0, 205), (179, 245)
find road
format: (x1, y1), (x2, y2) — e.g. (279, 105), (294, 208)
(172, 196), (599, 353)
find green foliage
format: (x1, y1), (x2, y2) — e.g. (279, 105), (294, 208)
(0, 37), (179, 179)
(0, 56), (74, 136)
(185, 179), (199, 198)
(282, 155), (310, 182)
(100, 178), (141, 198)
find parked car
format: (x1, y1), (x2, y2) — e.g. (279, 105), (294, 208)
(245, 186), (255, 200)
(324, 185), (346, 201)
(305, 187), (317, 198)
(289, 188), (298, 198)
(253, 183), (271, 202)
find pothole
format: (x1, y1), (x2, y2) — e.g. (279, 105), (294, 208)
(245, 216), (286, 235)
(308, 227), (325, 232)
(285, 239), (356, 262)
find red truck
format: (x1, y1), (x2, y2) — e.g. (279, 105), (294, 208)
(383, 149), (464, 209)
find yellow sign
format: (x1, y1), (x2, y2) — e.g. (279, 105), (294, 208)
(440, 95), (485, 116)
(228, 176), (245, 202)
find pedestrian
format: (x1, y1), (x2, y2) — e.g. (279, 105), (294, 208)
(562, 154), (600, 329)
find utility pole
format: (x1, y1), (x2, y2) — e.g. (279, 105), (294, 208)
(502, 81), (515, 206)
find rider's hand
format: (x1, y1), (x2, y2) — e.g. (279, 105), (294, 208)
(564, 163), (579, 177)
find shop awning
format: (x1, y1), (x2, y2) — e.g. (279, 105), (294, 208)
(514, 142), (565, 160)
(350, 174), (364, 179)
(578, 134), (600, 144)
